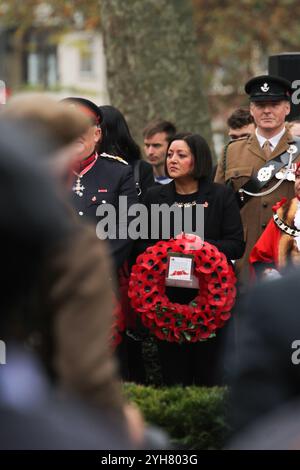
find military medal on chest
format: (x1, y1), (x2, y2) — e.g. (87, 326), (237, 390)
(73, 174), (85, 197)
(257, 164), (275, 182)
(72, 153), (98, 197)
(257, 144), (298, 183)
(275, 145), (298, 182)
(275, 167), (296, 181)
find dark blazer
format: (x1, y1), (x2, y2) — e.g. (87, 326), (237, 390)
(142, 179), (245, 261)
(228, 267), (300, 435)
(71, 155), (138, 270)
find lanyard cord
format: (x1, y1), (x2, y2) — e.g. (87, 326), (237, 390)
(239, 151), (293, 198)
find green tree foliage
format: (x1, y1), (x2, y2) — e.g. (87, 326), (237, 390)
(193, 0), (300, 92)
(191, 0), (300, 123)
(0, 0), (101, 32)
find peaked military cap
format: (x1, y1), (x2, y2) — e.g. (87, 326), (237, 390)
(245, 75), (292, 102)
(62, 97), (103, 126)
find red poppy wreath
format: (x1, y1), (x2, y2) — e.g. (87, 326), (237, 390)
(111, 296), (126, 349)
(128, 234), (237, 343)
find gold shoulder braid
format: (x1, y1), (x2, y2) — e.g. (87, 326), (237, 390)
(100, 152), (128, 165)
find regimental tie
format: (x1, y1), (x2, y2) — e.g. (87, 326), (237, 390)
(262, 140), (272, 159)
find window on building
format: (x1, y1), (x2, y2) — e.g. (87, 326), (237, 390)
(79, 39), (94, 77)
(26, 30), (58, 88)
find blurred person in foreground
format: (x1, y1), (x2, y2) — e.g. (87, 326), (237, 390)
(0, 94), (158, 448)
(226, 267), (300, 449)
(0, 121), (137, 449)
(228, 396), (300, 449)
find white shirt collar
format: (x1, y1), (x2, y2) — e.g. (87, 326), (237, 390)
(154, 176), (173, 184)
(256, 126), (286, 150)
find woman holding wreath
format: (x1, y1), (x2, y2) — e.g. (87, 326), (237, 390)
(140, 133), (245, 385)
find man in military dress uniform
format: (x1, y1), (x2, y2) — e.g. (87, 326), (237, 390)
(65, 97), (138, 271)
(215, 75), (300, 289)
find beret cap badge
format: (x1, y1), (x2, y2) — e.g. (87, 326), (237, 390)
(245, 75), (292, 102)
(261, 83), (269, 92)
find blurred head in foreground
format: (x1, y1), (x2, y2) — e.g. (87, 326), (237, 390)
(0, 93), (91, 181)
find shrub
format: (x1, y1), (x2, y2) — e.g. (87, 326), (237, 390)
(124, 383), (229, 449)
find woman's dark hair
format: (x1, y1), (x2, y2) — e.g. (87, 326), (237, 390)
(164, 132), (213, 180)
(98, 105), (141, 162)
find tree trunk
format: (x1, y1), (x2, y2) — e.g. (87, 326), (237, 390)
(100, 0), (213, 152)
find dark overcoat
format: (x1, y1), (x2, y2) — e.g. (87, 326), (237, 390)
(142, 178), (245, 261)
(71, 154), (138, 270)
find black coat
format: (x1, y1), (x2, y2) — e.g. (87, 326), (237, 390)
(228, 267), (300, 434)
(71, 155), (138, 270)
(142, 178), (245, 261)
(133, 178), (245, 386)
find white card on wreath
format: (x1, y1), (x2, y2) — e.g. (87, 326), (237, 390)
(167, 255), (193, 281)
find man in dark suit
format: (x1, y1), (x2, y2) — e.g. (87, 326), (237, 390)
(65, 97), (138, 271)
(227, 268), (300, 435)
(143, 119), (176, 185)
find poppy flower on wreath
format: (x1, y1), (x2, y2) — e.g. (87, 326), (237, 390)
(128, 234), (237, 343)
